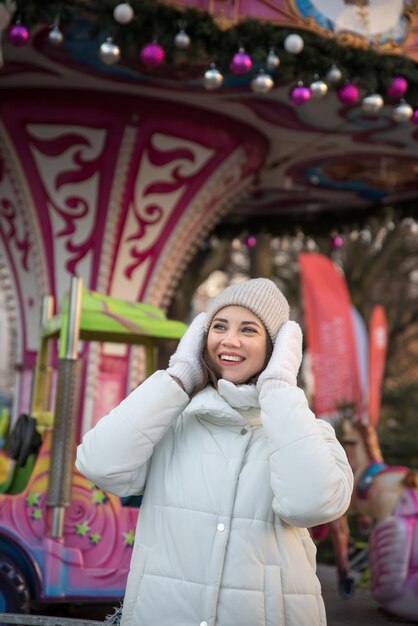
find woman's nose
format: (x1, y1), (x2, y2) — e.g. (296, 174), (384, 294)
(222, 331), (240, 346)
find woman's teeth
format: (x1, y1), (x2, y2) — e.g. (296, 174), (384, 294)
(220, 355), (243, 362)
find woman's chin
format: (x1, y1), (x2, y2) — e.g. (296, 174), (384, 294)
(219, 370), (252, 385)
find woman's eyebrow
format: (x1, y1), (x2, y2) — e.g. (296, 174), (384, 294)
(212, 317), (261, 327)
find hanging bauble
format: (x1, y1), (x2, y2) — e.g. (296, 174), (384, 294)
(99, 37), (121, 65)
(113, 3), (134, 24)
(229, 48), (252, 75)
(330, 234), (344, 249)
(361, 93), (383, 114)
(310, 76), (328, 99)
(266, 48), (280, 70)
(175, 28), (190, 50)
(8, 23), (29, 46)
(411, 108), (418, 125)
(284, 34), (304, 54)
(392, 101), (413, 123)
(140, 42), (165, 68)
(251, 70), (274, 94)
(203, 63), (224, 90)
(386, 76), (408, 99)
(290, 82), (311, 106)
(326, 64), (342, 84)
(337, 83), (359, 104)
(245, 235), (257, 248)
(48, 25), (64, 46)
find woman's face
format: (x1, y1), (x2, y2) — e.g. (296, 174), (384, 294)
(206, 305), (268, 384)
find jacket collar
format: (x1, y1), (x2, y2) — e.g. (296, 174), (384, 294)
(183, 380), (260, 427)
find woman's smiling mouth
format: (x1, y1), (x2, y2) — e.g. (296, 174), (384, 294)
(219, 352), (245, 364)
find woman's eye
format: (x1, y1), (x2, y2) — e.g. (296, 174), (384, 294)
(212, 323), (226, 331)
(242, 327), (256, 334)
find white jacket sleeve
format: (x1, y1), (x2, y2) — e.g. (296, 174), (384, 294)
(76, 370), (190, 496)
(261, 386), (354, 528)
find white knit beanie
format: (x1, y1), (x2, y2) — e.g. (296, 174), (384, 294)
(205, 278), (289, 342)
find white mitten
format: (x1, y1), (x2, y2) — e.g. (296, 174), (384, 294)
(256, 321), (303, 399)
(166, 312), (207, 395)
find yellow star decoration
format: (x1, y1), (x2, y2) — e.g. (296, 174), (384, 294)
(26, 493), (41, 506)
(76, 522), (90, 536)
(32, 508), (43, 520)
(123, 530), (135, 546)
(92, 489), (107, 505)
(89, 533), (101, 545)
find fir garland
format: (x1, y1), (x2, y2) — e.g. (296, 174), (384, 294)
(4, 0), (418, 100)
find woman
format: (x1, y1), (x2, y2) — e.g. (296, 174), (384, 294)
(76, 278), (353, 626)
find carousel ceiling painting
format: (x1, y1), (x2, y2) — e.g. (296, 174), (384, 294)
(0, 0), (417, 232)
(0, 0), (417, 419)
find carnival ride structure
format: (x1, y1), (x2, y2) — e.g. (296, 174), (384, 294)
(0, 276), (186, 614)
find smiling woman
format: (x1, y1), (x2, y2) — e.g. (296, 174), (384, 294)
(76, 277), (354, 626)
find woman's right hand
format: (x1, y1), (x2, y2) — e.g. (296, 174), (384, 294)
(166, 312), (207, 394)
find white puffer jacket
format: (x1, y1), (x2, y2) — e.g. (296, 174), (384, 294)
(76, 370), (353, 626)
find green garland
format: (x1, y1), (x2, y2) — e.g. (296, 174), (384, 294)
(4, 0), (418, 99)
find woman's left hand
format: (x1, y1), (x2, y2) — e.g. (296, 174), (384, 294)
(256, 321), (303, 396)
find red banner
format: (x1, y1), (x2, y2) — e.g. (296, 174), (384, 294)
(299, 253), (362, 422)
(368, 305), (388, 427)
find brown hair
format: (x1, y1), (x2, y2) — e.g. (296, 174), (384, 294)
(190, 331), (273, 398)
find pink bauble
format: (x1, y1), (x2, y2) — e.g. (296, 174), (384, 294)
(8, 23), (30, 46)
(337, 83), (359, 104)
(386, 76), (408, 99)
(411, 108), (418, 125)
(229, 49), (252, 75)
(290, 84), (311, 106)
(245, 235), (257, 248)
(330, 235), (344, 249)
(140, 42), (165, 68)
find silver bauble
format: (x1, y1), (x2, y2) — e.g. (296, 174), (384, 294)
(113, 3), (134, 24)
(361, 93), (383, 114)
(174, 29), (191, 49)
(251, 71), (274, 94)
(326, 64), (342, 83)
(48, 25), (64, 46)
(392, 101), (413, 122)
(99, 38), (121, 65)
(266, 48), (280, 70)
(310, 79), (328, 98)
(284, 33), (304, 54)
(203, 64), (224, 90)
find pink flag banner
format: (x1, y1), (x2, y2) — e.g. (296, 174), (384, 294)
(368, 305), (388, 427)
(299, 253), (362, 422)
